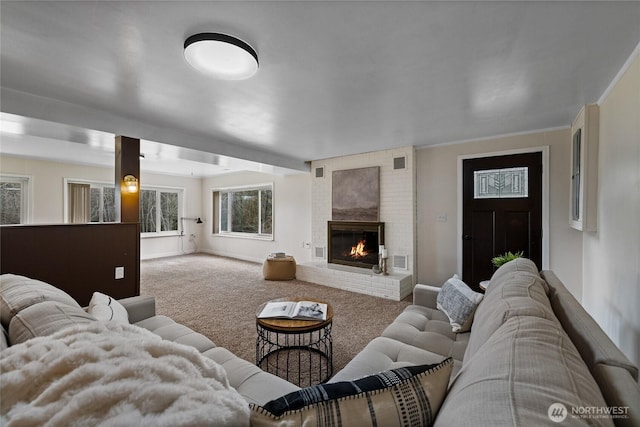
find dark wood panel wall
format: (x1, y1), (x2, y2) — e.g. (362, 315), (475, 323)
(0, 223), (140, 306)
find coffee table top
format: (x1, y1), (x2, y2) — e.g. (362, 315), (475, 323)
(256, 297), (333, 332)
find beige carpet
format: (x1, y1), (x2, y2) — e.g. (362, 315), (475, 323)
(140, 253), (412, 377)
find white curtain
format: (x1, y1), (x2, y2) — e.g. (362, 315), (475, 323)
(68, 183), (91, 223)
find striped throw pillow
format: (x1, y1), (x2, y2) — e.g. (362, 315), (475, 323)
(250, 357), (453, 427)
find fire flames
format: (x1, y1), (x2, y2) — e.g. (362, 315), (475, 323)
(349, 240), (368, 258)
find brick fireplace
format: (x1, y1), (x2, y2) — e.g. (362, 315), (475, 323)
(296, 146), (417, 301)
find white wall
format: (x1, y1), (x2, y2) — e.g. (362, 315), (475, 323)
(0, 155), (203, 260)
(200, 171), (313, 263)
(416, 129), (585, 297)
(582, 52), (640, 367)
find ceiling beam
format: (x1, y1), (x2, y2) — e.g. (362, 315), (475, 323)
(0, 87), (310, 173)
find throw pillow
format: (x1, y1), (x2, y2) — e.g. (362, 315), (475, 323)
(250, 357), (453, 427)
(436, 275), (483, 333)
(8, 301), (96, 344)
(0, 274), (81, 329)
(87, 292), (129, 323)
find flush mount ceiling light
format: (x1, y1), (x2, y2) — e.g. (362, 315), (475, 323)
(184, 33), (259, 80)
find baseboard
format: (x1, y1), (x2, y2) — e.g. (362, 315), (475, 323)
(199, 249), (263, 264)
(141, 250), (195, 260)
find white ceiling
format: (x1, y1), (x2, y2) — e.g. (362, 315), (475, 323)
(1, 1), (639, 176)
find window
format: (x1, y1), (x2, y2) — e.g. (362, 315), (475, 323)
(569, 104), (599, 231)
(91, 185), (116, 223)
(213, 184), (273, 238)
(140, 187), (182, 235)
(67, 181), (115, 223)
(0, 175), (29, 224)
(571, 128), (582, 221)
(473, 167), (528, 199)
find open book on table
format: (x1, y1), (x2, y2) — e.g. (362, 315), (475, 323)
(258, 300), (327, 321)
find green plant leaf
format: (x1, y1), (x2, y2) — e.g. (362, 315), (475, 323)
(491, 251), (524, 268)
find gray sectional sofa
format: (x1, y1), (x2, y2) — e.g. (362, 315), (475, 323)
(333, 259), (639, 426)
(1, 258), (638, 426)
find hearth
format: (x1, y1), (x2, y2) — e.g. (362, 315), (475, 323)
(327, 221), (384, 269)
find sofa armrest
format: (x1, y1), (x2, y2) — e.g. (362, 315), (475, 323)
(591, 363), (640, 427)
(543, 271), (638, 381)
(118, 295), (156, 323)
(413, 284), (440, 309)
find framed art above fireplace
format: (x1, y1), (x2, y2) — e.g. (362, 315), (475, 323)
(332, 166), (380, 221)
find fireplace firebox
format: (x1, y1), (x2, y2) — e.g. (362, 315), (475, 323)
(327, 221), (384, 269)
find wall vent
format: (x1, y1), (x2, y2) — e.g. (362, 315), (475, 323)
(393, 156), (406, 170)
(315, 167), (324, 178)
(314, 246), (325, 259)
(392, 255), (408, 270)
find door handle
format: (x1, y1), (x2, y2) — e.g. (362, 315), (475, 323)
(463, 235), (472, 241)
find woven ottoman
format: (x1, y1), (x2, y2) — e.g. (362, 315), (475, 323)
(263, 256), (296, 281)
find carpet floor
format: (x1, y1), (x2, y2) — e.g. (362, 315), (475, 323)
(140, 253), (412, 377)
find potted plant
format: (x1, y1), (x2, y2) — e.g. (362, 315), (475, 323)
(479, 251), (525, 292)
(491, 251), (525, 269)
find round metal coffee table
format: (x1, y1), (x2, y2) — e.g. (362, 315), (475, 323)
(256, 298), (333, 387)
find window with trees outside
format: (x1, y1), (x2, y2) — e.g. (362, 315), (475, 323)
(213, 184), (272, 238)
(140, 187), (182, 235)
(66, 181), (182, 235)
(0, 175), (29, 225)
(90, 184), (116, 222)
(66, 181), (115, 224)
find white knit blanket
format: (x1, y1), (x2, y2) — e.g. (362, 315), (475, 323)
(0, 322), (250, 427)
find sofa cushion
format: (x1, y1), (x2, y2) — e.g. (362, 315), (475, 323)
(463, 258), (557, 360)
(0, 274), (80, 329)
(436, 275), (483, 332)
(330, 336), (463, 383)
(135, 314), (216, 353)
(8, 301), (96, 345)
(87, 292), (129, 323)
(203, 346), (300, 406)
(435, 315), (613, 427)
(382, 305), (469, 366)
(251, 358), (453, 427)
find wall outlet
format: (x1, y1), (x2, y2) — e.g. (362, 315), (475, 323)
(436, 213), (447, 222)
(115, 266), (125, 280)
(189, 234), (196, 241)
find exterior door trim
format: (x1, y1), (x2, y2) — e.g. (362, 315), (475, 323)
(456, 146), (550, 275)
